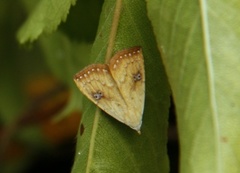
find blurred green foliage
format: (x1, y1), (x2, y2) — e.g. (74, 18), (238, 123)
(0, 0), (103, 172)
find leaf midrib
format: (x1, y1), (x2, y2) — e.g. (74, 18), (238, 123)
(199, 0), (221, 172)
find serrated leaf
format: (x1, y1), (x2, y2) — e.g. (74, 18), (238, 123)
(17, 0), (76, 43)
(71, 0), (171, 172)
(146, 0), (240, 173)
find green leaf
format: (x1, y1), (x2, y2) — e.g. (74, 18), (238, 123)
(40, 32), (92, 84)
(71, 0), (170, 172)
(0, 48), (25, 123)
(17, 0), (76, 43)
(146, 0), (240, 173)
(39, 31), (92, 120)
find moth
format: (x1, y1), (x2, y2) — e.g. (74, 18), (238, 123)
(73, 46), (145, 133)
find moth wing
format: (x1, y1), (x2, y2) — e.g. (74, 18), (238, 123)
(74, 64), (128, 124)
(109, 47), (145, 131)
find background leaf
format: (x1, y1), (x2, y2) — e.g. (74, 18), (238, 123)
(39, 32), (92, 120)
(17, 0), (76, 43)
(40, 32), (92, 85)
(146, 0), (240, 172)
(71, 0), (171, 172)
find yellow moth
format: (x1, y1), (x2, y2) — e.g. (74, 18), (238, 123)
(73, 47), (145, 133)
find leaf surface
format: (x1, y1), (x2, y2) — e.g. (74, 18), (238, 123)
(146, 0), (240, 172)
(17, 0), (76, 43)
(71, 0), (171, 172)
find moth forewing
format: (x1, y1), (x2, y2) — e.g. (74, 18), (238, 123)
(74, 46), (145, 133)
